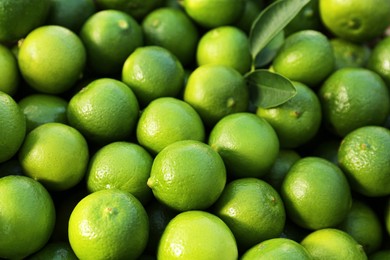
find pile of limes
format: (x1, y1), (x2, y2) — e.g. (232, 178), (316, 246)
(1, 0), (390, 259)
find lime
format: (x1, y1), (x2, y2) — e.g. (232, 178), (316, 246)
(122, 46), (185, 107)
(67, 78), (139, 145)
(281, 157), (352, 230)
(18, 122), (89, 191)
(86, 141), (153, 205)
(241, 238), (312, 260)
(0, 0), (50, 43)
(0, 91), (26, 163)
(212, 178), (286, 251)
(136, 97), (205, 154)
(338, 125), (390, 197)
(208, 112), (279, 179)
(18, 25), (86, 94)
(147, 140), (226, 211)
(68, 189), (149, 259)
(80, 9), (143, 76)
(0, 175), (55, 259)
(157, 210), (238, 259)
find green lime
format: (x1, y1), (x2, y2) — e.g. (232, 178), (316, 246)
(18, 122), (89, 191)
(208, 112), (279, 179)
(147, 140), (226, 211)
(157, 210), (238, 259)
(0, 0), (50, 43)
(272, 30), (334, 87)
(183, 64), (249, 127)
(80, 9), (143, 76)
(0, 175), (55, 259)
(68, 189), (149, 259)
(67, 78), (140, 145)
(241, 238), (312, 260)
(319, 67), (390, 137)
(212, 178), (286, 251)
(257, 81), (322, 149)
(319, 0), (390, 42)
(18, 25), (86, 94)
(142, 7), (199, 66)
(122, 46), (185, 107)
(338, 126), (390, 197)
(0, 43), (19, 95)
(86, 141), (153, 205)
(281, 157), (352, 230)
(0, 91), (26, 163)
(136, 97), (205, 154)
(182, 0), (245, 28)
(301, 228), (367, 259)
(196, 26), (252, 74)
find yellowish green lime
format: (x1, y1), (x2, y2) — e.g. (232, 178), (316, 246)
(157, 210), (238, 259)
(0, 175), (55, 259)
(136, 97), (205, 154)
(68, 189), (149, 260)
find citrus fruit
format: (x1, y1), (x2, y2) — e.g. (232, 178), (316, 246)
(212, 178), (286, 251)
(68, 189), (149, 260)
(318, 67), (390, 137)
(262, 149), (301, 192)
(0, 175), (55, 259)
(122, 46), (185, 107)
(330, 38), (371, 70)
(208, 112), (279, 179)
(272, 30), (334, 87)
(0, 43), (19, 95)
(157, 210), (238, 259)
(367, 36), (390, 87)
(241, 238), (312, 260)
(18, 25), (86, 94)
(27, 241), (78, 260)
(18, 94), (68, 133)
(196, 26), (252, 74)
(256, 81), (322, 149)
(144, 200), (177, 254)
(300, 228), (367, 259)
(45, 0), (96, 32)
(0, 91), (26, 163)
(281, 156), (352, 230)
(183, 64), (249, 127)
(86, 141), (153, 205)
(80, 9), (143, 76)
(95, 0), (164, 21)
(136, 97), (205, 154)
(338, 125), (390, 197)
(0, 0), (50, 43)
(18, 122), (89, 191)
(182, 0), (245, 28)
(319, 0), (390, 43)
(67, 78), (139, 145)
(337, 199), (383, 254)
(142, 7), (199, 66)
(147, 140), (226, 211)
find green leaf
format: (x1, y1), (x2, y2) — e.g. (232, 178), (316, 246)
(249, 0), (310, 61)
(245, 69), (297, 108)
(255, 30), (285, 68)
